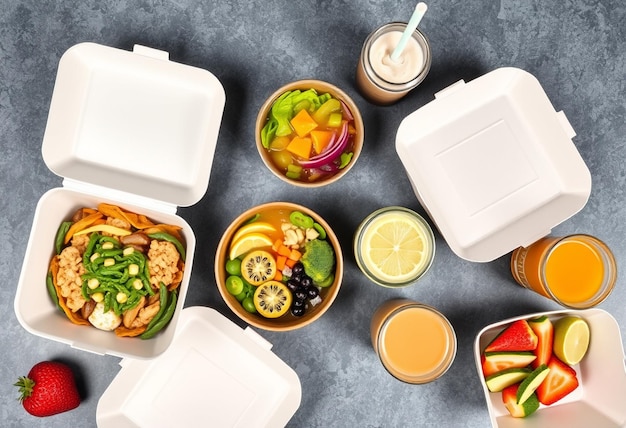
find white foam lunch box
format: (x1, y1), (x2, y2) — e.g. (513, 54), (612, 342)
(96, 306), (302, 428)
(14, 42), (303, 426)
(396, 67), (592, 262)
(13, 42), (225, 360)
(474, 309), (626, 427)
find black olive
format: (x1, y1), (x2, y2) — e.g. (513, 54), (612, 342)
(291, 306), (305, 317)
(286, 279), (300, 292)
(294, 286), (308, 301)
(306, 286), (319, 299)
(300, 275), (313, 289)
(292, 262), (304, 276)
(292, 298), (305, 308)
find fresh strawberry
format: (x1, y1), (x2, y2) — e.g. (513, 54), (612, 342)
(15, 361), (80, 417)
(536, 355), (579, 405)
(484, 320), (538, 353)
(528, 316), (554, 369)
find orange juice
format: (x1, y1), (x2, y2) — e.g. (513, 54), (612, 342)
(511, 235), (616, 308)
(370, 299), (456, 384)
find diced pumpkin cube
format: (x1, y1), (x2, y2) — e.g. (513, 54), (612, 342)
(286, 136), (312, 159)
(310, 130), (334, 154)
(290, 109), (318, 137)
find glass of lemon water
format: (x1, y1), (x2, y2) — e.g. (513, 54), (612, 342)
(354, 206), (435, 287)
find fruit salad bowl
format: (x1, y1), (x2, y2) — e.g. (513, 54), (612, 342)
(255, 79), (364, 188)
(214, 202), (343, 331)
(474, 309), (626, 428)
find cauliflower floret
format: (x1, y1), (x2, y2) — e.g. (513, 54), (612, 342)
(147, 240), (180, 288)
(56, 246), (87, 312)
(88, 302), (122, 331)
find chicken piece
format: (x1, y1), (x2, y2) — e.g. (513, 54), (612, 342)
(147, 240), (180, 288)
(56, 246), (87, 312)
(105, 216), (131, 231)
(130, 301), (161, 329)
(70, 233), (90, 255)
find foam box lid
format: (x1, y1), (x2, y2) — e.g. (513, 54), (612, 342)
(97, 307), (302, 428)
(395, 67), (591, 262)
(42, 42), (225, 209)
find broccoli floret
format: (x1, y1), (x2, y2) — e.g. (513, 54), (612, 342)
(300, 239), (335, 284)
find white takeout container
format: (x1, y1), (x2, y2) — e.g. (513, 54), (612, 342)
(396, 67), (592, 262)
(14, 42), (226, 359)
(96, 306), (302, 428)
(474, 309), (626, 428)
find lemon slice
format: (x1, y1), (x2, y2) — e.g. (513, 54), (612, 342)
(229, 232), (273, 260)
(232, 222), (276, 244)
(552, 316), (590, 365)
(359, 210), (432, 284)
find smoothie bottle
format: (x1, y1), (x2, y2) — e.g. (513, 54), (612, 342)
(370, 299), (456, 384)
(356, 22), (431, 105)
(510, 234), (616, 308)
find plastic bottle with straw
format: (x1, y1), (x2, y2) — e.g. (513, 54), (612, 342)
(390, 2), (428, 62)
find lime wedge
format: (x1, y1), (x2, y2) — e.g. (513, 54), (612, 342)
(552, 316), (590, 365)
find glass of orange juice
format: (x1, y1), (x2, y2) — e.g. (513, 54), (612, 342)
(370, 299), (456, 384)
(510, 234), (617, 309)
(354, 206), (435, 287)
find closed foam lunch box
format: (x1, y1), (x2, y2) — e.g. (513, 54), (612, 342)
(396, 67), (592, 262)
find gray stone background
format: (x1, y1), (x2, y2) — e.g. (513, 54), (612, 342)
(1, 1), (624, 427)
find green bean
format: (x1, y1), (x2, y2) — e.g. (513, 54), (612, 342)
(141, 290), (177, 340)
(147, 232), (186, 260)
(47, 272), (62, 311)
(144, 283), (168, 332)
(54, 221), (72, 254)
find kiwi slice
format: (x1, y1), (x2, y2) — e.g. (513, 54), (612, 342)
(253, 280), (292, 318)
(241, 250), (277, 285)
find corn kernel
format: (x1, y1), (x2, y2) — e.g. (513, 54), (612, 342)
(90, 253), (100, 262)
(101, 242), (114, 250)
(128, 263), (139, 276)
(104, 258), (115, 267)
(116, 292), (128, 304)
(132, 279), (143, 290)
(92, 292), (104, 303)
(123, 247), (134, 256)
(87, 278), (100, 289)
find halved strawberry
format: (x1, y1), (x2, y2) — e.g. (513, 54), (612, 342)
(484, 320), (538, 353)
(502, 384), (540, 418)
(536, 355), (579, 405)
(528, 316), (554, 369)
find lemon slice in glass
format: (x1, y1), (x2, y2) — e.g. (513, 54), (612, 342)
(552, 316), (590, 365)
(357, 207), (434, 285)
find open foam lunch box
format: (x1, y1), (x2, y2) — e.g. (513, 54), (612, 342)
(13, 42), (301, 426)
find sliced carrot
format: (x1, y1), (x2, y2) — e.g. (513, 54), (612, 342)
(286, 136), (313, 160)
(272, 239), (283, 252)
(277, 244), (292, 257)
(289, 248), (302, 261)
(64, 211), (104, 244)
(276, 255), (287, 271)
(290, 109), (318, 137)
(285, 258), (298, 268)
(274, 270), (283, 282)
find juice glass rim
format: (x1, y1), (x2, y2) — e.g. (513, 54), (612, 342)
(540, 234), (617, 309)
(376, 302), (457, 384)
(354, 206), (435, 287)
